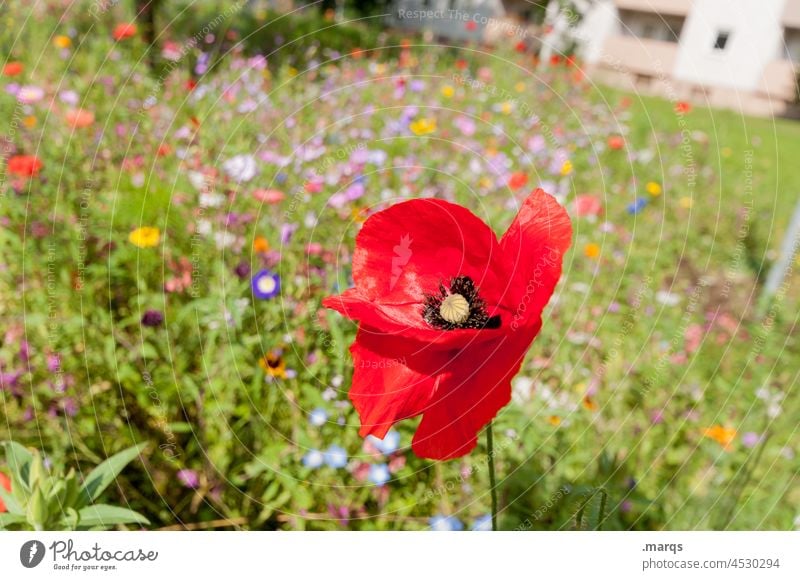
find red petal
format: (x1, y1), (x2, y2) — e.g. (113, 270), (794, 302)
(352, 198), (509, 313)
(411, 324), (540, 460)
(500, 189), (572, 328)
(348, 327), (442, 438)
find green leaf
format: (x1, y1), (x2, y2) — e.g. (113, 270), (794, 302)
(575, 487), (609, 531)
(0, 485), (23, 516)
(78, 442), (148, 507)
(0, 513), (27, 529)
(1, 441), (33, 490)
(76, 504), (149, 529)
(26, 487), (49, 530)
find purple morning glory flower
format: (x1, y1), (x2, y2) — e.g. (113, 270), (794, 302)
(252, 269), (280, 300)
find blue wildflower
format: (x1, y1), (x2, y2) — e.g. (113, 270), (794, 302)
(324, 445), (348, 468)
(471, 514), (492, 531)
(302, 449), (324, 469)
(627, 197), (648, 214)
(309, 407), (328, 427)
(368, 430), (400, 455)
(368, 463), (391, 486)
(429, 515), (464, 531)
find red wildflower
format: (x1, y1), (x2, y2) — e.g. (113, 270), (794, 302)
(7, 155), (43, 177)
(324, 189), (572, 460)
(675, 101), (692, 114)
(465, 20), (478, 32)
(607, 135), (625, 150)
(0, 471), (10, 513)
(65, 108), (95, 129)
(574, 194), (603, 218)
(508, 172), (528, 191)
(112, 23), (137, 41)
(2, 61), (23, 77)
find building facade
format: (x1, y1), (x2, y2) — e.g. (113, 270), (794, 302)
(578, 0), (800, 116)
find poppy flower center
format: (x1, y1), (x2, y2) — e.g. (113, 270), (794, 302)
(422, 275), (501, 331)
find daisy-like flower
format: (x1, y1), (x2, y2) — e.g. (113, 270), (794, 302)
(53, 35), (71, 49)
(17, 85), (44, 104)
(222, 154), (258, 183)
(409, 118), (436, 136)
(251, 269), (280, 300)
(646, 181), (662, 196)
(128, 227), (160, 248)
(703, 425), (737, 450)
(259, 351), (286, 378)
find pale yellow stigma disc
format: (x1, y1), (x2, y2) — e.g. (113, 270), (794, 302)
(439, 294), (470, 324)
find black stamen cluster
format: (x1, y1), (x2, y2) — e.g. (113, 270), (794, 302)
(422, 275), (501, 330)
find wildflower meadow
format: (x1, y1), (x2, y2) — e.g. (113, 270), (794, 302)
(0, 0), (798, 534)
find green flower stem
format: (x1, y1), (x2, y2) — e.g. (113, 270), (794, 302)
(486, 422), (498, 531)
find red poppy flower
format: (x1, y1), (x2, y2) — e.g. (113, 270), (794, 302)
(465, 20), (478, 32)
(0, 471), (10, 513)
(112, 23), (137, 41)
(675, 101), (692, 114)
(324, 189), (572, 460)
(2, 61), (23, 77)
(7, 155), (43, 177)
